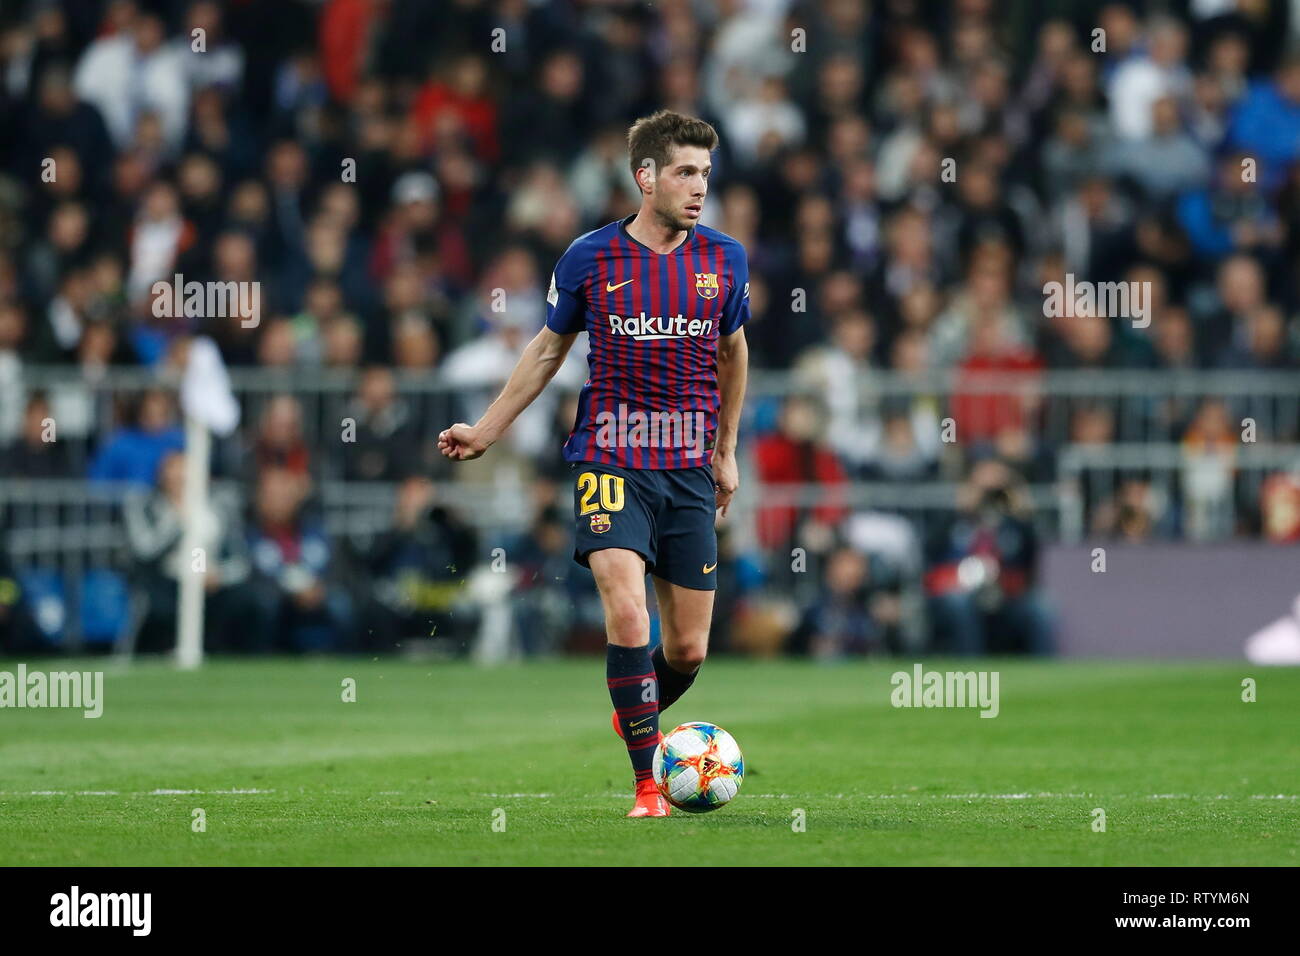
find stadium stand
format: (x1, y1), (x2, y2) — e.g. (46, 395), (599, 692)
(2, 0), (1300, 658)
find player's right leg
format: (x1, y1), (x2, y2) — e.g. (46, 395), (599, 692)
(588, 548), (669, 817)
(569, 462), (668, 816)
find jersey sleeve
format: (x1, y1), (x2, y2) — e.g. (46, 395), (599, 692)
(544, 243), (587, 335)
(720, 242), (751, 336)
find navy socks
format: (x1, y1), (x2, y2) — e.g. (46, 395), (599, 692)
(651, 643), (699, 715)
(606, 644), (660, 783)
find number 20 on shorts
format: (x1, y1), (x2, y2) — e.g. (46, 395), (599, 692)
(577, 472), (625, 515)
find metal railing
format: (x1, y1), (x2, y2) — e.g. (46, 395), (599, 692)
(4, 365), (1299, 651)
(0, 475), (1054, 646)
(1057, 443), (1300, 542)
(9, 366), (1300, 451)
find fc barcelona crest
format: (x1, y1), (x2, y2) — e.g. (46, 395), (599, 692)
(695, 272), (719, 299)
(590, 513), (612, 534)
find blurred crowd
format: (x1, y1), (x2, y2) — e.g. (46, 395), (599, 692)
(4, 0), (1300, 658)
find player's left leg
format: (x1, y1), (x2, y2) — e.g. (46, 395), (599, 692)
(646, 463), (719, 715)
(651, 576), (712, 715)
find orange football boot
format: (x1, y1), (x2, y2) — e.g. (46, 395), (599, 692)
(627, 779), (671, 817)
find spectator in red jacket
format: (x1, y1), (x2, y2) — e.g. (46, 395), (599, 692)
(753, 394), (849, 554)
(319, 0), (382, 105)
(411, 53), (500, 165)
(952, 311), (1044, 446)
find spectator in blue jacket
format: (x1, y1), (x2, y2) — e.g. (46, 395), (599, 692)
(88, 388), (185, 486)
(1225, 57), (1300, 193)
(1176, 152), (1283, 261)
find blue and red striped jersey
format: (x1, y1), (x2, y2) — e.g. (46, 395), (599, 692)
(544, 214), (750, 470)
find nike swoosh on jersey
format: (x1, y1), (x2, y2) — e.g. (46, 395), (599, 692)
(605, 279), (635, 292)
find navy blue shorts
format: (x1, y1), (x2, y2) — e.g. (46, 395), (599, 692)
(570, 462), (718, 591)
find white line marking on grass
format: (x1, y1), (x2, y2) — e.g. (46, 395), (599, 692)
(761, 792), (1299, 801)
(148, 788), (275, 795)
(477, 793), (555, 798)
(494, 792), (1300, 801)
(148, 788), (276, 795)
(0, 788), (280, 796)
(942, 792), (1090, 799)
(9, 788), (1291, 801)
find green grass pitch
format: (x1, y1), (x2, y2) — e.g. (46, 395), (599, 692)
(2, 657), (1297, 865)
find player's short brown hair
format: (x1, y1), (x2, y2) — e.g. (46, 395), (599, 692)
(627, 110), (719, 192)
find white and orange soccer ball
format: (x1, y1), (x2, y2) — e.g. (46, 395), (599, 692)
(651, 721), (744, 813)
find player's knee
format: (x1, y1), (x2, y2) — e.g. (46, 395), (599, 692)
(605, 598), (649, 645)
(667, 641), (707, 673)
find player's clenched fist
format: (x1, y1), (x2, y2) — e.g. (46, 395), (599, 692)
(438, 423), (489, 461)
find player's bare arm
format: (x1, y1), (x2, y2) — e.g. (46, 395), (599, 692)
(437, 326), (578, 461)
(713, 326), (747, 517)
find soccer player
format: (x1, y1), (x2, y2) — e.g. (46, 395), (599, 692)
(438, 110), (750, 817)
